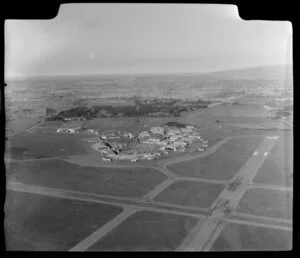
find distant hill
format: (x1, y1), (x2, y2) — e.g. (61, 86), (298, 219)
(207, 65), (293, 80)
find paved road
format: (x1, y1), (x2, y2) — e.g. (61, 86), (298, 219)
(248, 183), (293, 192)
(283, 119), (293, 129)
(69, 207), (139, 251)
(143, 177), (177, 199)
(5, 156), (68, 163)
(224, 217), (292, 231)
(177, 136), (279, 251)
(228, 212), (292, 228)
(7, 180), (290, 231)
(7, 181), (210, 218)
(175, 177), (228, 184)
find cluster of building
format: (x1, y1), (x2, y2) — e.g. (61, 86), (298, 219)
(98, 125), (206, 162)
(56, 124), (208, 162)
(57, 127), (98, 134)
(138, 125), (202, 152)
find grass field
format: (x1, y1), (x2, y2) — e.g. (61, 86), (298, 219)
(87, 210), (200, 251)
(226, 122), (285, 130)
(236, 188), (292, 220)
(4, 190), (123, 251)
(237, 95), (270, 105)
(6, 114), (41, 136)
(167, 136), (264, 180)
(205, 103), (273, 118)
(86, 117), (144, 134)
(6, 133), (88, 159)
(153, 181), (225, 209)
(39, 121), (64, 128)
(210, 223), (292, 251)
(253, 131), (293, 187)
(178, 102), (284, 143)
(6, 159), (166, 198)
(195, 124), (278, 148)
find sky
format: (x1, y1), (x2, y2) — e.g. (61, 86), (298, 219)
(5, 4), (293, 78)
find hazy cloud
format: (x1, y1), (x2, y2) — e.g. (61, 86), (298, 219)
(5, 4), (292, 77)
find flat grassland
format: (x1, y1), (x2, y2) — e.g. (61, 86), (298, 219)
(210, 223), (292, 251)
(87, 210), (200, 251)
(85, 117), (147, 134)
(5, 190), (122, 251)
(178, 102), (285, 143)
(253, 131), (293, 187)
(236, 188), (292, 220)
(6, 133), (88, 159)
(206, 103), (273, 118)
(39, 121), (64, 128)
(6, 159), (166, 198)
(167, 136), (264, 180)
(153, 181), (225, 209)
(203, 103), (286, 129)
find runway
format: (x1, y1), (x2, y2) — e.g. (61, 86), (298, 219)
(176, 136), (280, 251)
(7, 181), (291, 234)
(69, 207), (138, 251)
(6, 133), (291, 251)
(6, 181), (210, 218)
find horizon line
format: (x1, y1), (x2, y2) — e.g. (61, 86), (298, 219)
(5, 63), (292, 81)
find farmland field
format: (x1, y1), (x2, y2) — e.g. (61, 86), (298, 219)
(210, 223), (292, 251)
(205, 103), (274, 118)
(39, 121), (64, 128)
(87, 210), (201, 251)
(85, 117), (145, 134)
(5, 190), (123, 251)
(253, 131), (293, 187)
(154, 181), (225, 209)
(5, 133), (88, 159)
(6, 159), (166, 198)
(236, 188), (292, 220)
(167, 136), (264, 180)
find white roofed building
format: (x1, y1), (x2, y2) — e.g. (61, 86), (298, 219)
(167, 127), (181, 135)
(151, 126), (165, 135)
(180, 127), (193, 133)
(67, 129), (76, 133)
(139, 131), (150, 138)
(57, 128), (67, 133)
(124, 133), (134, 139)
